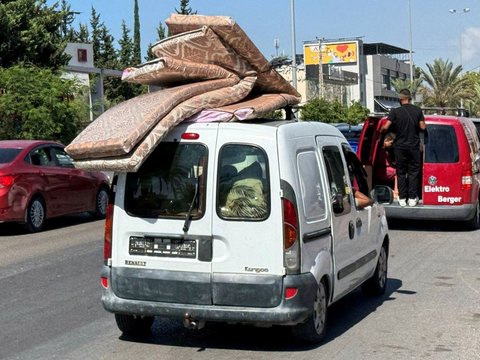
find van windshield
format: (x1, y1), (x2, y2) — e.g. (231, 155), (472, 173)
(125, 143), (207, 218)
(424, 125), (459, 163)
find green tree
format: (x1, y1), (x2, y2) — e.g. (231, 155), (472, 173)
(176, 0), (197, 15)
(0, 65), (88, 143)
(146, 22), (167, 61)
(0, 0), (71, 69)
(391, 77), (423, 98)
(419, 58), (473, 108)
(462, 71), (480, 117)
(300, 98), (368, 125)
(345, 101), (370, 124)
(133, 0), (141, 64)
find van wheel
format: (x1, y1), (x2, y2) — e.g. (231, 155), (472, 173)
(24, 197), (46, 233)
(466, 201), (480, 230)
(114, 314), (154, 336)
(362, 243), (388, 296)
(292, 280), (328, 343)
(91, 187), (109, 219)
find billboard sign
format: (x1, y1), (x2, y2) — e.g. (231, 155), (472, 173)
(304, 41), (358, 65)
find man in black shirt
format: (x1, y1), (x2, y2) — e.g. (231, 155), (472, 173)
(380, 89), (426, 207)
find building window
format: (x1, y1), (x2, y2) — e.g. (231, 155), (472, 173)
(77, 49), (87, 62)
(382, 74), (391, 90)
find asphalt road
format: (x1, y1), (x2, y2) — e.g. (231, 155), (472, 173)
(0, 216), (479, 360)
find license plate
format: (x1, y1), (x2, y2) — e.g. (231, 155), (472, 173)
(129, 236), (196, 258)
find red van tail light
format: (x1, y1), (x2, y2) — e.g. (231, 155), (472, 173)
(283, 198), (298, 249)
(461, 168), (472, 190)
(104, 201), (113, 264)
(104, 178), (117, 265)
(282, 198), (300, 273)
(0, 175), (14, 188)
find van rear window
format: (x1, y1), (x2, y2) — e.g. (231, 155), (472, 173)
(424, 125), (459, 163)
(217, 144), (269, 220)
(125, 143), (207, 218)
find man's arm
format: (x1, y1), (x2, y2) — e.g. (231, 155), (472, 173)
(380, 119), (392, 134)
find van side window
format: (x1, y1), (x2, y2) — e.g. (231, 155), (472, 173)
(217, 144), (269, 220)
(425, 125), (459, 163)
(297, 151), (327, 222)
(125, 142), (207, 218)
(342, 144), (369, 196)
(322, 146), (351, 215)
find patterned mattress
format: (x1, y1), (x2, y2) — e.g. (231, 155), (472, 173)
(65, 14), (301, 172)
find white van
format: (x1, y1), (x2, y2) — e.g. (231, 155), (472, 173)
(101, 119), (392, 343)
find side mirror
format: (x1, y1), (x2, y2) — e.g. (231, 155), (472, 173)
(332, 192), (344, 214)
(371, 185), (393, 204)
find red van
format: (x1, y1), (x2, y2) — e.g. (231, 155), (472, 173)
(358, 115), (480, 229)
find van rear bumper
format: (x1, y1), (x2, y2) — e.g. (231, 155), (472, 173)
(383, 203), (476, 221)
(101, 266), (318, 326)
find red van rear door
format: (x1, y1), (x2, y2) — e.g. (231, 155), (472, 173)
(422, 123), (465, 206)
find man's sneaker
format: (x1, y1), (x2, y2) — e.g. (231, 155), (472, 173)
(399, 198), (407, 207)
(408, 198), (418, 207)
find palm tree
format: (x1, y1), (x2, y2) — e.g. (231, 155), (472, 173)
(419, 58), (473, 108)
(391, 77), (423, 97)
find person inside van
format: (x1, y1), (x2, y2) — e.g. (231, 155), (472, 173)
(380, 88), (426, 207)
(353, 188), (373, 209)
(374, 132), (396, 189)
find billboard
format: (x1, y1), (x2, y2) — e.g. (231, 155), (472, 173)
(304, 41), (358, 65)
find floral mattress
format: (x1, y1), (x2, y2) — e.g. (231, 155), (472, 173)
(65, 14), (301, 172)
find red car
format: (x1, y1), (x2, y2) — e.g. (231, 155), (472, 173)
(0, 140), (110, 232)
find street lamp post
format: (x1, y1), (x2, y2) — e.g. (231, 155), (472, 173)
(449, 8), (470, 70)
(290, 0), (297, 89)
(408, 0), (413, 84)
(449, 7), (470, 109)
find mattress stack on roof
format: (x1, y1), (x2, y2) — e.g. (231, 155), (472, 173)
(66, 14), (301, 172)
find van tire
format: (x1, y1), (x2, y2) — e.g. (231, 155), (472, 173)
(114, 314), (154, 336)
(24, 196), (46, 233)
(292, 279), (328, 343)
(362, 243), (388, 296)
(466, 201), (480, 230)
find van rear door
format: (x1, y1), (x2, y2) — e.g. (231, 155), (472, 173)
(111, 124), (217, 305)
(211, 125), (285, 307)
(422, 123), (465, 205)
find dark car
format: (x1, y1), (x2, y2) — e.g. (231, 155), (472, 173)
(0, 140), (110, 232)
(470, 118), (480, 139)
(332, 123), (363, 153)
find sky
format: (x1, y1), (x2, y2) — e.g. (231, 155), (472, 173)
(52, 0), (480, 72)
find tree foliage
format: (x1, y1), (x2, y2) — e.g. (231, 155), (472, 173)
(133, 0), (141, 65)
(176, 0), (197, 15)
(0, 0), (71, 69)
(0, 66), (88, 143)
(419, 58), (473, 108)
(300, 98), (369, 124)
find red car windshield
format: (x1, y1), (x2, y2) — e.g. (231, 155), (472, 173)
(0, 148), (22, 164)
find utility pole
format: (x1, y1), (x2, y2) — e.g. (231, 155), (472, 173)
(290, 0), (297, 89)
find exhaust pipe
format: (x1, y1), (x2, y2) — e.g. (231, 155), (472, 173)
(183, 313), (205, 330)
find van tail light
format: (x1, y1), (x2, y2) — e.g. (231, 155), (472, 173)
(282, 198), (300, 273)
(103, 201), (114, 264)
(101, 180), (116, 289)
(103, 177), (117, 265)
(461, 167), (472, 190)
(0, 175), (14, 188)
